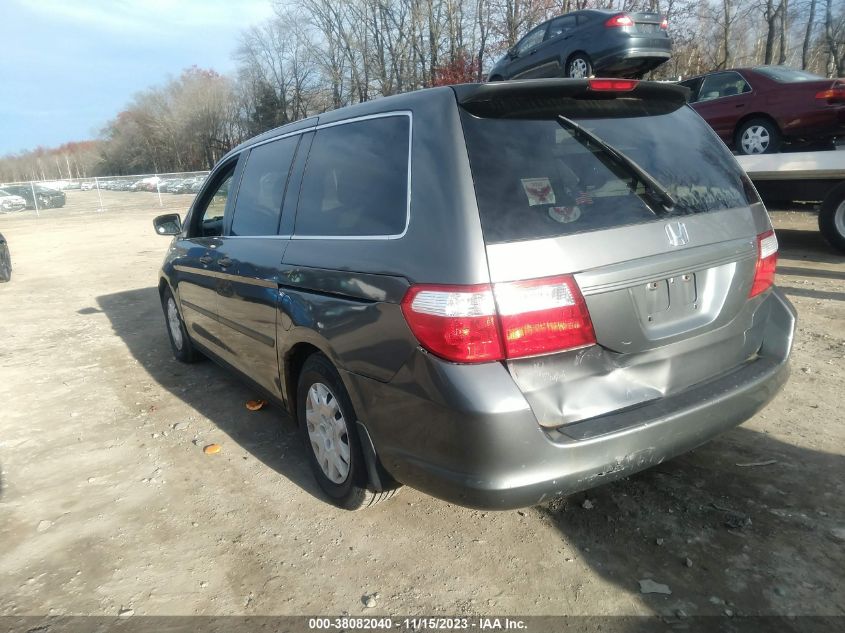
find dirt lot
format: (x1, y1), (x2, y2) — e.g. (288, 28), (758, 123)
(1, 191), (843, 622)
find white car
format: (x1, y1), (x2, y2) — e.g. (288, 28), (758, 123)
(0, 189), (27, 212)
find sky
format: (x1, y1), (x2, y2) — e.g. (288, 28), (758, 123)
(0, 0), (277, 155)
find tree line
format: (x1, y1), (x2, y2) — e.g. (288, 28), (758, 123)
(1, 0), (842, 183)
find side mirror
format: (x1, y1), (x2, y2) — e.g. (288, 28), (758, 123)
(507, 46), (518, 59)
(153, 213), (182, 236)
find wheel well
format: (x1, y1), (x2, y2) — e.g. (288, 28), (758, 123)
(284, 343), (322, 420)
(566, 51), (589, 66)
(734, 114), (781, 143)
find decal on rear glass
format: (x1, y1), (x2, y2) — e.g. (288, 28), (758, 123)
(521, 178), (555, 206)
(548, 206), (581, 223)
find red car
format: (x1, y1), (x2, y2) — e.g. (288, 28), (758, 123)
(679, 66), (845, 154)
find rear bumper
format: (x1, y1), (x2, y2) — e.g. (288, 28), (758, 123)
(593, 39), (672, 73)
(781, 106), (845, 142)
(343, 288), (795, 510)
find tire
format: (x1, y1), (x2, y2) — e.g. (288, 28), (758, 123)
(736, 118), (782, 155)
(296, 353), (399, 510)
(37, 195), (51, 209)
(819, 183), (845, 254)
(566, 53), (592, 79)
(161, 286), (200, 363)
(0, 239), (11, 283)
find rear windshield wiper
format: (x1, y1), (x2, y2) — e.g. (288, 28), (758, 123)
(556, 115), (676, 214)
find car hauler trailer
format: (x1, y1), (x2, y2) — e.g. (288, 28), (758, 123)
(737, 150), (845, 253)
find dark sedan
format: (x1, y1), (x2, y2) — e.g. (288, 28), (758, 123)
(488, 10), (671, 81)
(680, 66), (845, 154)
(1, 184), (66, 209)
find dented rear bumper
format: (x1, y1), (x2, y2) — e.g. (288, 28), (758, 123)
(343, 288), (795, 510)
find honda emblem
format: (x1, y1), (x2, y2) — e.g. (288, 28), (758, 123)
(665, 221), (689, 247)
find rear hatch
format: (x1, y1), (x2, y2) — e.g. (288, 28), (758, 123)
(629, 12), (665, 34)
(453, 80), (775, 430)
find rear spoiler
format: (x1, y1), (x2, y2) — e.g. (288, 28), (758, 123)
(452, 79), (690, 119)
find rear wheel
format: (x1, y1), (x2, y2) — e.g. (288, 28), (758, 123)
(736, 118), (781, 155)
(297, 353), (399, 510)
(566, 54), (592, 79)
(819, 183), (845, 253)
(37, 195), (51, 209)
(161, 287), (200, 363)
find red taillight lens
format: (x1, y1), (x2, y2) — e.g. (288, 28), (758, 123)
(660, 18), (669, 29)
(589, 78), (639, 92)
(401, 284), (503, 362)
(401, 275), (596, 363)
(749, 230), (778, 297)
(605, 13), (634, 27)
(494, 275), (596, 358)
(815, 86), (845, 103)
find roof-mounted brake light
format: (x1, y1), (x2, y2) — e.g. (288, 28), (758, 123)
(588, 79), (639, 92)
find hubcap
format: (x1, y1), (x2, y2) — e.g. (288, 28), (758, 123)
(166, 297), (183, 350)
(741, 125), (770, 154)
(305, 382), (351, 484)
(570, 58), (588, 78)
(835, 200), (845, 239)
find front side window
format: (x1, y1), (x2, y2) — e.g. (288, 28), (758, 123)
(192, 167), (234, 238)
(294, 116), (409, 237)
(517, 25), (547, 55)
(231, 135), (299, 236)
(679, 77), (703, 102)
(699, 72), (751, 101)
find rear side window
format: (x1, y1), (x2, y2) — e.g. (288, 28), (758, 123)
(460, 105), (752, 244)
(231, 135), (299, 236)
(294, 116), (410, 237)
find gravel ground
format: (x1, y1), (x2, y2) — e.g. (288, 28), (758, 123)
(0, 192), (843, 620)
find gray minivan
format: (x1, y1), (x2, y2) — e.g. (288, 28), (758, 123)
(154, 79), (795, 510)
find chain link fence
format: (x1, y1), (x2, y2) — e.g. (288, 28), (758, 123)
(0, 171), (210, 216)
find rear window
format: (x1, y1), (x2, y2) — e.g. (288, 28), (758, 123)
(753, 67), (823, 82)
(460, 105), (752, 244)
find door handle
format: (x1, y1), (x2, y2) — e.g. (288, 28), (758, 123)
(218, 257), (233, 268)
(199, 255), (213, 265)
(735, 103), (745, 108)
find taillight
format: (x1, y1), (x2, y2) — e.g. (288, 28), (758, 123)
(401, 275), (596, 363)
(401, 284), (503, 362)
(495, 275), (596, 358)
(815, 86), (845, 103)
(589, 78), (639, 92)
(660, 18), (669, 29)
(605, 13), (634, 27)
(749, 230), (778, 297)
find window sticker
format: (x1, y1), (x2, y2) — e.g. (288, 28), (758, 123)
(521, 177), (556, 206)
(549, 206), (581, 223)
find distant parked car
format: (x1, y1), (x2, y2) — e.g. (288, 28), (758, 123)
(80, 182), (95, 191)
(1, 185), (66, 209)
(0, 233), (11, 282)
(679, 66), (845, 154)
(488, 9), (671, 81)
(0, 189), (27, 212)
